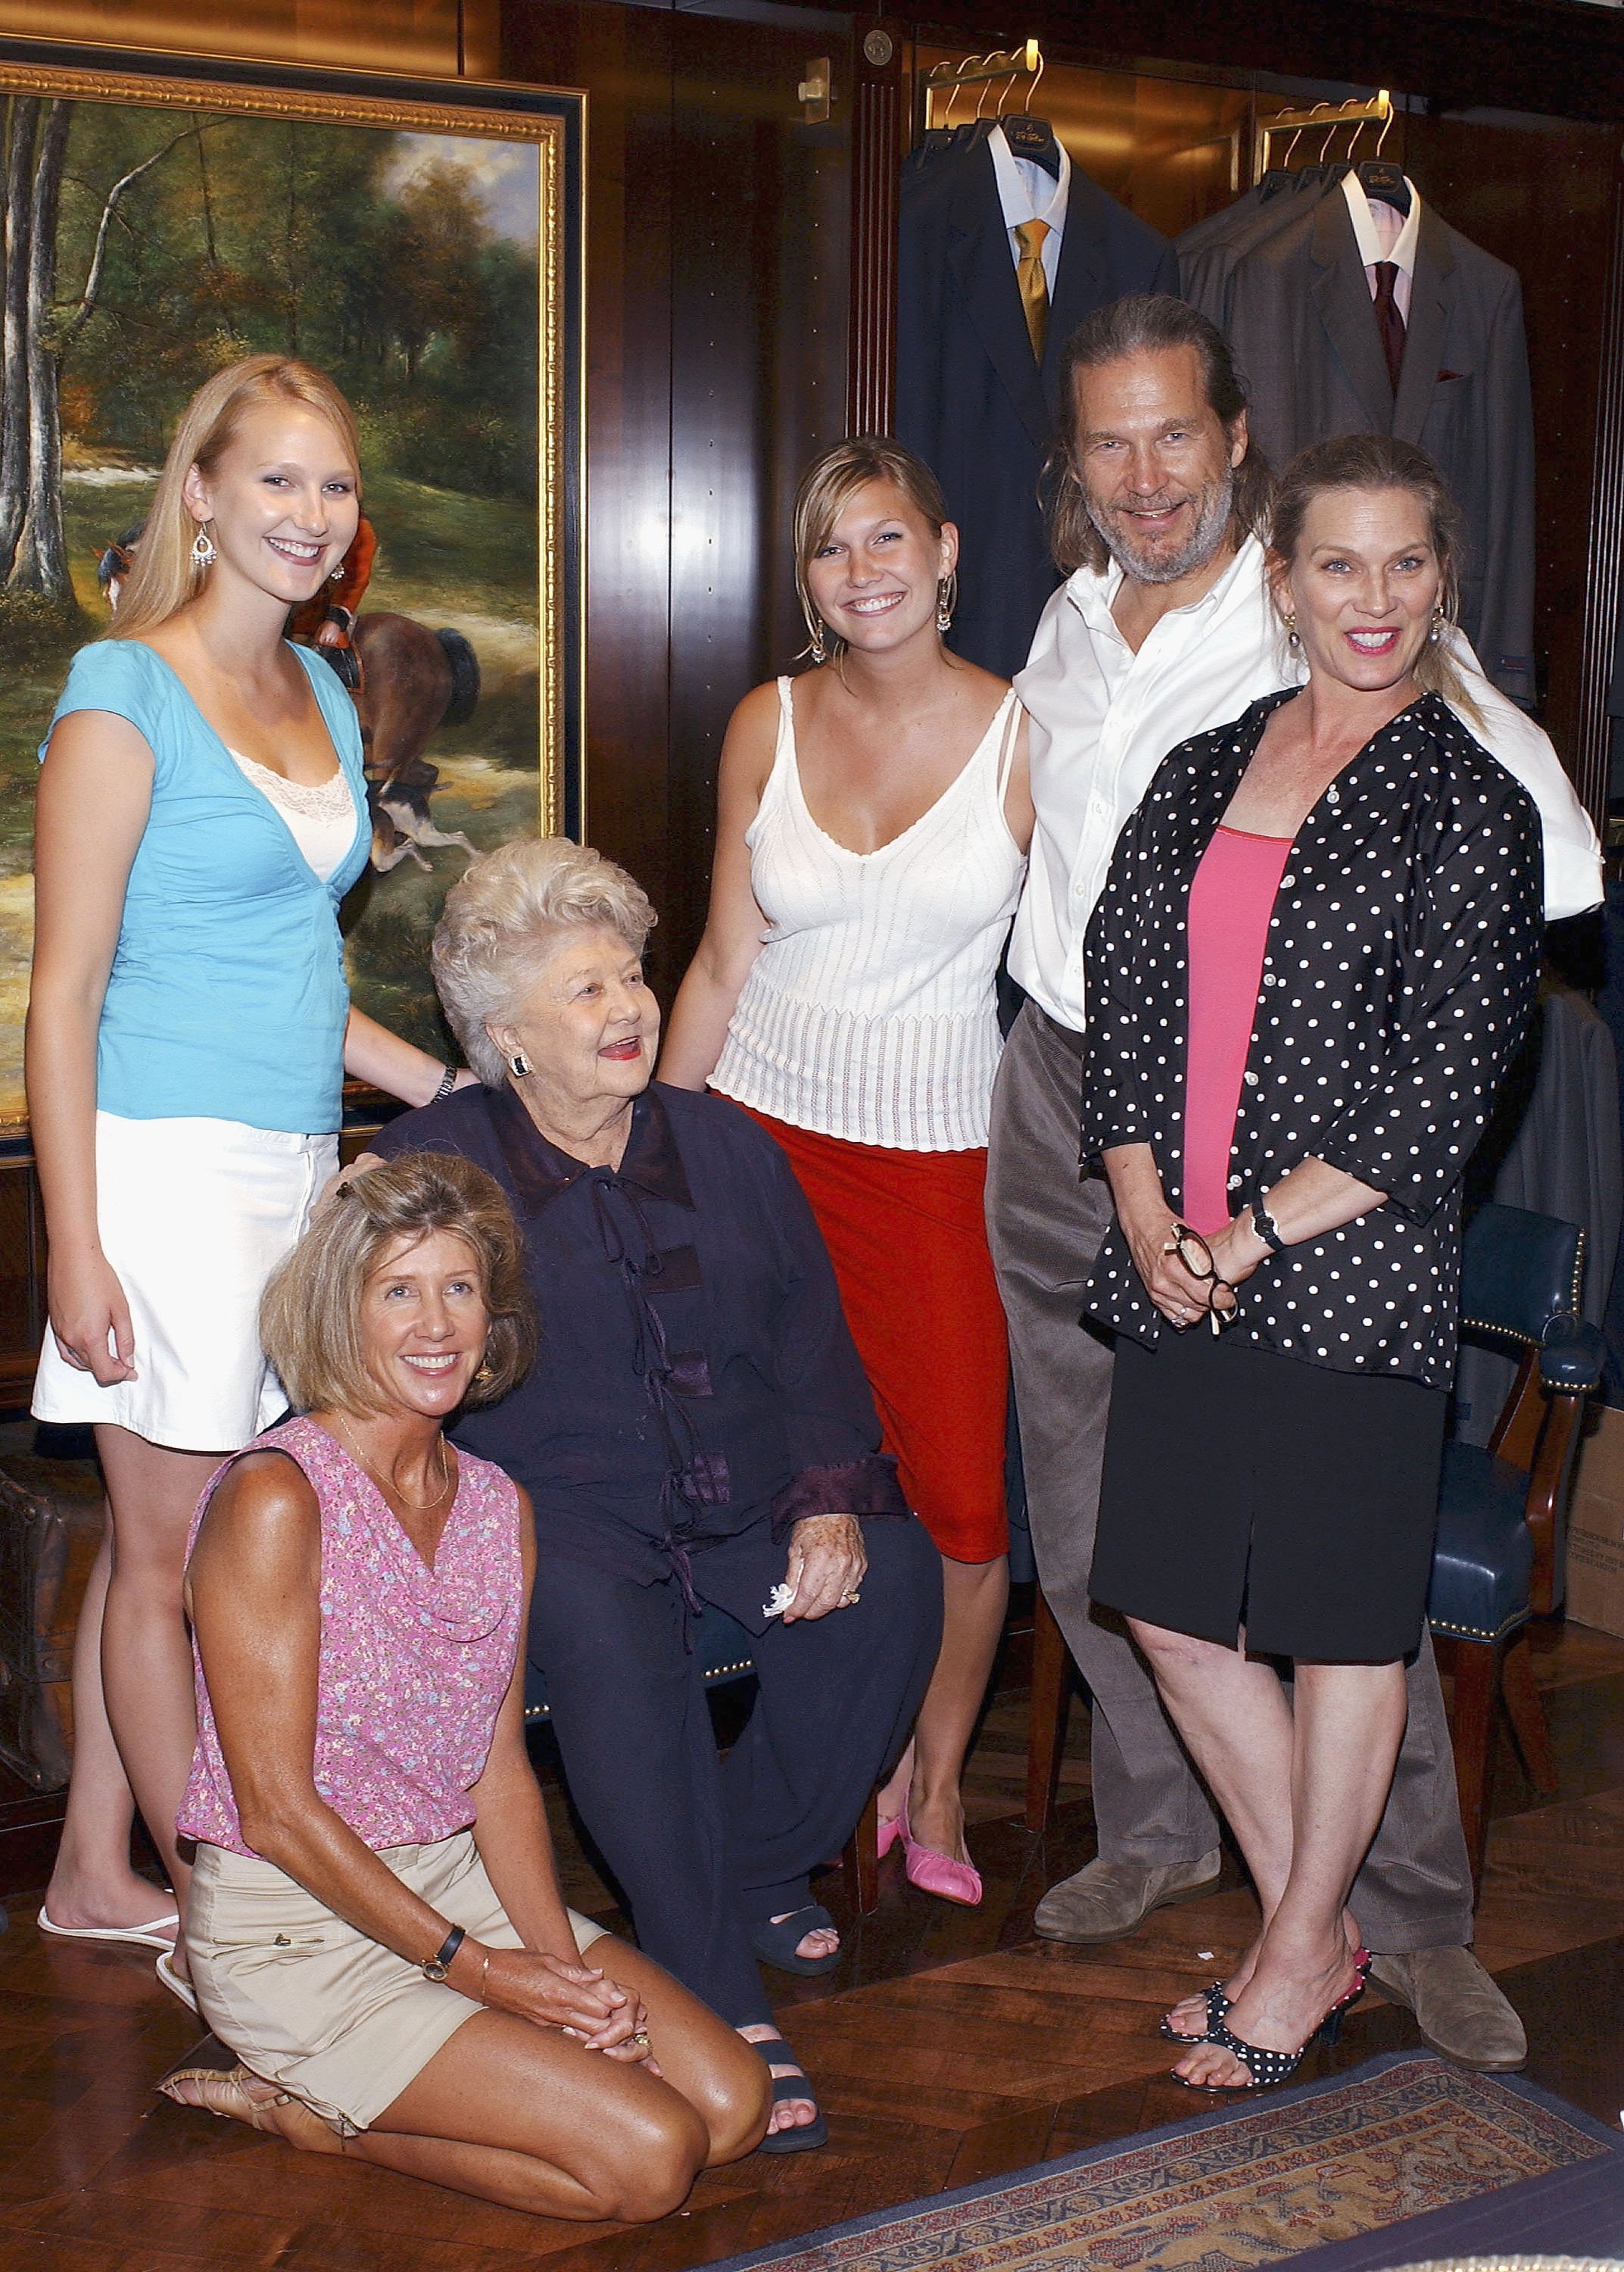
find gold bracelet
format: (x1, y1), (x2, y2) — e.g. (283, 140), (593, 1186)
(479, 1950), (491, 2004)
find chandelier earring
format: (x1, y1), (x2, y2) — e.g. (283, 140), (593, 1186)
(809, 619), (828, 666)
(936, 571), (958, 635)
(331, 560), (345, 583)
(189, 523), (217, 570)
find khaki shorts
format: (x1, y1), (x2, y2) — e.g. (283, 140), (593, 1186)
(187, 1830), (609, 2135)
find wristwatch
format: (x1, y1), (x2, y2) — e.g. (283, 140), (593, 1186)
(422, 1923), (466, 1982)
(1249, 1195), (1286, 1255)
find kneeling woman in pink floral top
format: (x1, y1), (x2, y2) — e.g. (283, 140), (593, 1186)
(161, 1152), (768, 2217)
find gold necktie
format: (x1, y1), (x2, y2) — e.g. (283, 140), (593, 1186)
(1014, 217), (1051, 362)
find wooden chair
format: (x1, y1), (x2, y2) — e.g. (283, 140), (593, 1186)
(1019, 1202), (1603, 1889)
(1426, 1202), (1600, 1892)
(525, 1603), (882, 1915)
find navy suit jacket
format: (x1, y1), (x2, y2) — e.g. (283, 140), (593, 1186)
(897, 130), (1179, 679)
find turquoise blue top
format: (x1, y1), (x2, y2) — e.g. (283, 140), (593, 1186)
(41, 639), (370, 1134)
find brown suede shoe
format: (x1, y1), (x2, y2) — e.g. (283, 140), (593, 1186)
(1033, 1852), (1222, 1945)
(1368, 1947), (1527, 2071)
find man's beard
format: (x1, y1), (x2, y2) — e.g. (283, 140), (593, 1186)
(1083, 466), (1235, 586)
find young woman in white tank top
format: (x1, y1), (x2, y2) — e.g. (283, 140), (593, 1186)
(663, 439), (1033, 1911)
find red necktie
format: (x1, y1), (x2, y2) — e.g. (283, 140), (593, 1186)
(1373, 262), (1405, 396)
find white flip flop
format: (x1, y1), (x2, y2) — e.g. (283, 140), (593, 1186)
(155, 1951), (199, 2014)
(38, 1906), (179, 1952)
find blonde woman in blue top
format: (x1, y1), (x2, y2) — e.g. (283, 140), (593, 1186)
(29, 357), (470, 1988)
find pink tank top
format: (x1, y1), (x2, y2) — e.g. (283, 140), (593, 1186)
(1182, 825), (1294, 1236)
(178, 1415), (524, 1857)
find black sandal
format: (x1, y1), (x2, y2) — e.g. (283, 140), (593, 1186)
(1158, 1980), (1233, 2044)
(747, 1902), (840, 1976)
(750, 2033), (829, 2155)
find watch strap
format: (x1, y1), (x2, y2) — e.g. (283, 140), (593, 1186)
(422, 1922), (466, 1981)
(1250, 1195), (1286, 1254)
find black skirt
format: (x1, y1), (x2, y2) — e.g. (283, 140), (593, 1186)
(1089, 1329), (1447, 1662)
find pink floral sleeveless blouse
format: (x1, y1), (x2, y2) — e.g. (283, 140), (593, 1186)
(178, 1415), (525, 1856)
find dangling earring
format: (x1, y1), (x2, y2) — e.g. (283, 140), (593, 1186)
(330, 561), (345, 582)
(508, 1053), (531, 1079)
(1283, 611), (1301, 650)
(1429, 604), (1447, 644)
(809, 620), (828, 666)
(189, 523), (217, 570)
(936, 572), (957, 635)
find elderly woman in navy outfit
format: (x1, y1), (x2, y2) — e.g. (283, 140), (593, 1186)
(30, 357), (469, 1990)
(366, 835), (942, 2152)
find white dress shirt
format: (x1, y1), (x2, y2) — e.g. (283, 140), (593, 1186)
(987, 123), (1069, 296)
(1340, 169), (1421, 323)
(1009, 533), (1604, 1032)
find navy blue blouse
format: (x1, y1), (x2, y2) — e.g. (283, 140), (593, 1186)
(371, 1081), (906, 1601)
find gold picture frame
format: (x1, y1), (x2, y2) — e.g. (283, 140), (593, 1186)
(0, 38), (585, 1127)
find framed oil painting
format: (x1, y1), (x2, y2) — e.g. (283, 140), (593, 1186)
(0, 38), (584, 1127)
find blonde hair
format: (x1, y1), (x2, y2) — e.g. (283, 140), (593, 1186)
(1267, 433), (1482, 729)
(111, 355), (361, 639)
(259, 1152), (535, 1418)
(432, 837), (656, 1088)
(792, 436), (952, 662)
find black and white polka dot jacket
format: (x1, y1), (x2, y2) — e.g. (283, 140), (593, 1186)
(1079, 689), (1544, 1388)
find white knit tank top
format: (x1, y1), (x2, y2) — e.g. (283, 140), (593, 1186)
(711, 676), (1027, 1150)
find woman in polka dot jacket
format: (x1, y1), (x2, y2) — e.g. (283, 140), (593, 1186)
(1079, 435), (1543, 2095)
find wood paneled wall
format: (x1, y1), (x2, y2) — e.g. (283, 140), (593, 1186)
(500, 3), (851, 994)
(0, 0), (499, 74)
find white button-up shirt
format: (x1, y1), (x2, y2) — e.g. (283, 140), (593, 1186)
(1340, 170), (1420, 323)
(1009, 533), (1604, 1032)
(987, 123), (1069, 297)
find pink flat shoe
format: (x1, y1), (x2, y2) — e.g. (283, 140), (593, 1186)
(899, 1804), (982, 1907)
(877, 1812), (902, 1860)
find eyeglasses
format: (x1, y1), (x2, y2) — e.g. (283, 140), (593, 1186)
(1162, 1222), (1239, 1334)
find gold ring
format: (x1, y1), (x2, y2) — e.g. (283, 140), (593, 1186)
(631, 2030), (651, 2048)
(841, 1590), (861, 1606)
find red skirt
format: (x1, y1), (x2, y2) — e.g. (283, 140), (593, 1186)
(740, 1105), (1009, 1563)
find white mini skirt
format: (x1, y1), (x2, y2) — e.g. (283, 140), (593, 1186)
(32, 1112), (337, 1452)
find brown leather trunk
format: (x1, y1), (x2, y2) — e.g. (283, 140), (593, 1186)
(0, 1455), (103, 1792)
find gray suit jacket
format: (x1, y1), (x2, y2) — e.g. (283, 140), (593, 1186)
(1215, 187), (1535, 707)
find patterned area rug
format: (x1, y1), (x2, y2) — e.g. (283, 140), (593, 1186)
(707, 2055), (1624, 2272)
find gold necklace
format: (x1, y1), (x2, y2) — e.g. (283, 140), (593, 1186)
(332, 1415), (453, 1514)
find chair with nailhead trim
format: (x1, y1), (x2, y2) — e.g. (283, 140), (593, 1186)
(1428, 1203), (1600, 1892)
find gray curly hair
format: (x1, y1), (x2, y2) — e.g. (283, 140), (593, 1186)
(431, 838), (656, 1088)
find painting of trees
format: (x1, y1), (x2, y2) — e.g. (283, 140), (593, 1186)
(0, 94), (539, 624)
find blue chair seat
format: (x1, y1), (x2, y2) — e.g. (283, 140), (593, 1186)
(1426, 1441), (1537, 1645)
(524, 1602), (758, 1723)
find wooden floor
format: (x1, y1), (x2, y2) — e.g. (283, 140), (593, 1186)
(5, 1621), (1624, 2271)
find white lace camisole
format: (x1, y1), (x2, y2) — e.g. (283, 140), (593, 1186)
(711, 677), (1027, 1151)
(229, 748), (360, 885)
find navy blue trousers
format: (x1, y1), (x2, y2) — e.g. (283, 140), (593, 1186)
(528, 1513), (942, 2027)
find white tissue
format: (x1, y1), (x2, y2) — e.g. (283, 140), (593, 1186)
(762, 1581), (798, 1618)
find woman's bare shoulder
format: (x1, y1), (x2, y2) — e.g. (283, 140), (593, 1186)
(195, 1448), (322, 1557)
(729, 676), (787, 737)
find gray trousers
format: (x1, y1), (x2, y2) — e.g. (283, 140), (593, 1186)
(986, 1001), (1475, 1954)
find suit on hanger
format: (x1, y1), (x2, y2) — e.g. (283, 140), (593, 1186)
(897, 133), (1179, 680)
(1217, 186), (1535, 705)
(1177, 170), (1336, 340)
